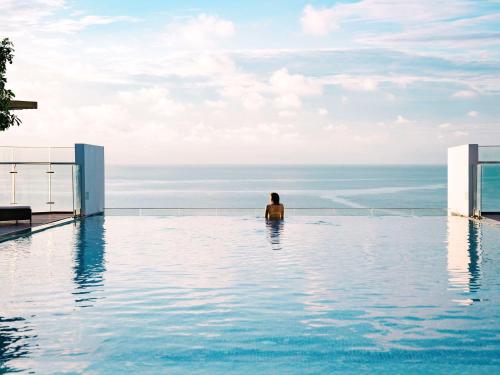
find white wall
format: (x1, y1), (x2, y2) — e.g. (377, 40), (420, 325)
(447, 144), (478, 217)
(75, 144), (105, 216)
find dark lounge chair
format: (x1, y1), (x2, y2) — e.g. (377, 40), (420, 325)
(0, 206), (32, 225)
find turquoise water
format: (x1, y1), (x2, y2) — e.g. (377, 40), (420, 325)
(481, 164), (500, 212)
(106, 165), (448, 208)
(1, 215), (500, 373)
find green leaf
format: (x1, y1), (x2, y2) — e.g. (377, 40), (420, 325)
(0, 37), (22, 131)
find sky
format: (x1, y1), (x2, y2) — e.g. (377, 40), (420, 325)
(0, 0), (499, 164)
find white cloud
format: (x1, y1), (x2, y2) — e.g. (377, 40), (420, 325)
(278, 110), (297, 118)
(183, 122), (299, 145)
(301, 5), (338, 36)
(0, 1), (135, 40)
(358, 29), (500, 50)
(0, 0), (65, 30)
(283, 132), (300, 140)
(257, 123), (297, 139)
(395, 115), (412, 124)
(318, 108), (328, 115)
(242, 92), (266, 110)
(324, 123), (348, 131)
(257, 123), (279, 135)
(269, 68), (322, 108)
(299, 1), (500, 59)
(356, 11), (500, 50)
(317, 73), (489, 94)
(117, 87), (185, 117)
(453, 90), (477, 98)
(301, 1), (470, 36)
(324, 75), (378, 91)
(438, 122), (452, 128)
(204, 99), (227, 109)
(353, 134), (389, 144)
(468, 110), (479, 117)
(185, 122), (214, 143)
(144, 53), (238, 78)
(454, 130), (469, 136)
(44, 15), (134, 33)
(164, 14), (235, 48)
(270, 68), (322, 96)
(74, 104), (131, 132)
(274, 94), (302, 109)
(355, 0), (468, 23)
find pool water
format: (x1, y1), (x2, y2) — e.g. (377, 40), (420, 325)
(1, 215), (499, 374)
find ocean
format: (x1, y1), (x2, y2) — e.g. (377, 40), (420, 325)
(106, 165), (448, 209)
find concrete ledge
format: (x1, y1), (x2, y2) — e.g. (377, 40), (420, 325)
(0, 214), (76, 243)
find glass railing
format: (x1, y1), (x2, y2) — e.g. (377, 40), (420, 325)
(478, 164), (500, 213)
(105, 208), (446, 217)
(479, 146), (500, 163)
(0, 147), (79, 214)
(477, 146), (500, 214)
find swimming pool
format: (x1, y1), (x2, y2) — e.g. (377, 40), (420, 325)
(1, 215), (499, 374)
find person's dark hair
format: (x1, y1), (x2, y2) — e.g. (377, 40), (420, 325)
(271, 192), (280, 205)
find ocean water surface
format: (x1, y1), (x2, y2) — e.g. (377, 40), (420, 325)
(106, 165), (448, 208)
(1, 215), (499, 374)
(2, 164), (498, 211)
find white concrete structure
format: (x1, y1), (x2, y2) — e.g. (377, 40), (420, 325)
(75, 144), (105, 216)
(447, 144), (478, 217)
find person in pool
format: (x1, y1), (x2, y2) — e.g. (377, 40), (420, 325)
(265, 192), (284, 220)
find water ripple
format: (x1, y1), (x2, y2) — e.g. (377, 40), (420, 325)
(0, 215), (499, 373)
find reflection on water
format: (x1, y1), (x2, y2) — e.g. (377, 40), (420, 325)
(0, 316), (34, 373)
(447, 216), (482, 304)
(266, 220), (284, 250)
(73, 215), (106, 307)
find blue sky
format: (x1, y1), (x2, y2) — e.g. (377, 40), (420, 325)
(1, 0), (499, 164)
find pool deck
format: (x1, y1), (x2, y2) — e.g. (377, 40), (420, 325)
(0, 213), (75, 242)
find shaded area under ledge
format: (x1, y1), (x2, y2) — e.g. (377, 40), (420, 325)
(483, 213), (500, 220)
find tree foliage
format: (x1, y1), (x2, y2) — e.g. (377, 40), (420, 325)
(0, 38), (21, 131)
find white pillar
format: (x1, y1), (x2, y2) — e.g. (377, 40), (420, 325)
(75, 144), (105, 216)
(447, 144), (478, 217)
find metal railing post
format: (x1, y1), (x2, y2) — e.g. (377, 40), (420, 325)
(10, 147), (16, 205)
(10, 163), (17, 205)
(46, 163), (54, 211)
(71, 164), (75, 216)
